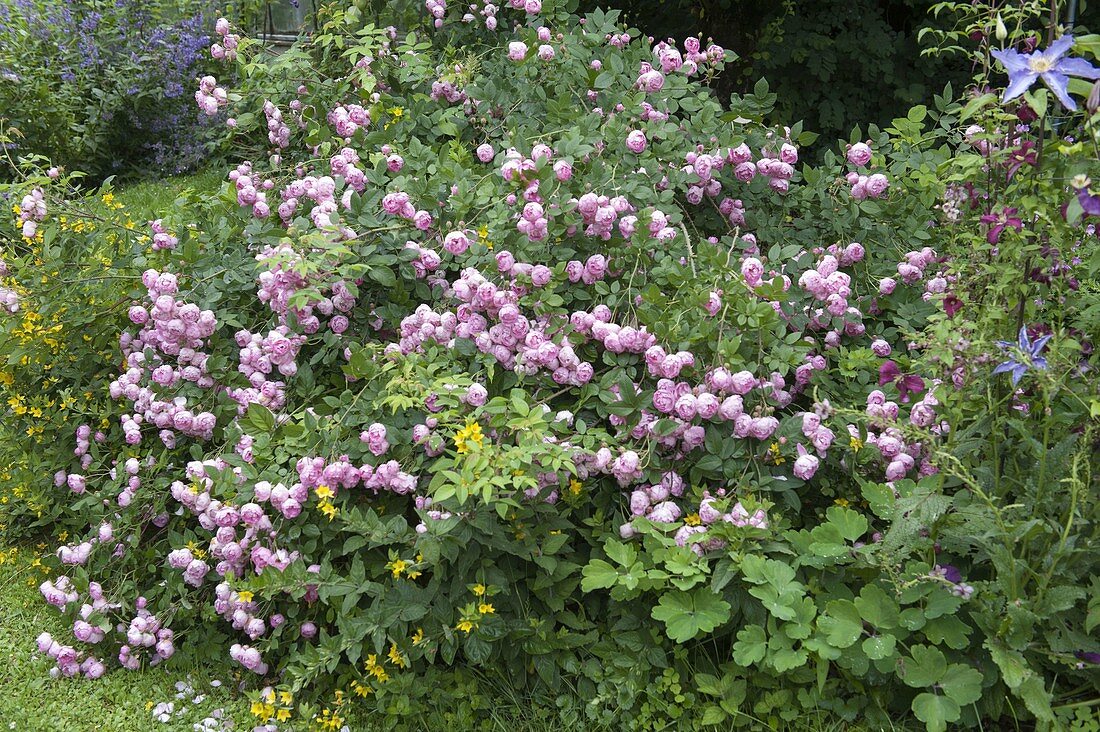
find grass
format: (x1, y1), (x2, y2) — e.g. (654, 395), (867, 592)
(0, 548), (252, 732)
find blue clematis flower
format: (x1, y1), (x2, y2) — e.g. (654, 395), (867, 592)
(993, 327), (1052, 386)
(991, 35), (1100, 111)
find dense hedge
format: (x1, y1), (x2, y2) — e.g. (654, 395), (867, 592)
(1, 1), (1099, 731)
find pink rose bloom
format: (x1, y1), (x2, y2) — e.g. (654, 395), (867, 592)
(847, 142), (872, 167)
(507, 42), (528, 61)
(626, 130), (647, 153)
(476, 143), (494, 162)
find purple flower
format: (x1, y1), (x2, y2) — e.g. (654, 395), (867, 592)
(993, 326), (1051, 386)
(878, 360), (926, 403)
(991, 36), (1100, 111)
(979, 207), (1023, 244)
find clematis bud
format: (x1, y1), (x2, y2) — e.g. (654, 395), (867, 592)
(1088, 80), (1100, 115)
(994, 14), (1007, 41)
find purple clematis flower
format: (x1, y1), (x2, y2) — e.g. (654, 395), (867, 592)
(979, 207), (1023, 244)
(993, 326), (1052, 386)
(991, 36), (1100, 111)
(878, 360), (926, 403)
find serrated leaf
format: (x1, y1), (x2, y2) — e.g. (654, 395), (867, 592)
(819, 600), (863, 648)
(912, 692), (960, 732)
(862, 634), (897, 660)
(580, 559), (619, 591)
(903, 645), (947, 688)
(855, 584), (899, 629)
(941, 664), (983, 706)
(733, 624), (767, 666)
(651, 589), (731, 643)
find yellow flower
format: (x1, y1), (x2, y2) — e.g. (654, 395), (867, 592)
(318, 499), (338, 520)
(314, 485), (334, 499)
(279, 691), (293, 705)
(250, 701), (275, 722)
(388, 642), (408, 668)
(568, 478), (583, 496)
(478, 603), (495, 615)
(411, 627), (425, 645)
(276, 708), (291, 722)
(684, 513), (702, 526)
(350, 680), (372, 697)
(849, 435), (864, 451)
(766, 441), (785, 465)
(834, 497), (850, 507)
(456, 619), (475, 633)
(387, 559), (408, 578)
(453, 419), (484, 454)
(237, 590), (254, 603)
(472, 583), (486, 597)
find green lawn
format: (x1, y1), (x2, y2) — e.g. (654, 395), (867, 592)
(0, 548), (253, 731)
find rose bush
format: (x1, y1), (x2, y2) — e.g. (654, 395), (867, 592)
(1, 1), (1099, 730)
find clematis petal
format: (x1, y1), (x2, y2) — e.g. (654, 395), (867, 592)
(1042, 71), (1077, 110)
(1032, 356), (1048, 370)
(1002, 70), (1039, 102)
(1045, 35), (1076, 61)
(1031, 334), (1052, 354)
(991, 47), (1030, 74)
(1017, 326), (1031, 350)
(992, 360), (1018, 375)
(1011, 365), (1027, 386)
(1057, 56), (1100, 80)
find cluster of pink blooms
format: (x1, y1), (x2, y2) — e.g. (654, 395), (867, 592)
(405, 240), (443, 278)
(254, 243), (356, 332)
(413, 494), (454, 533)
(861, 388), (940, 482)
(792, 409), (835, 480)
(263, 101), (291, 149)
(37, 631), (106, 679)
(565, 254), (610, 284)
(118, 602), (176, 669)
(360, 423), (389, 456)
(230, 643), (268, 675)
(150, 219), (177, 251)
(328, 102), (370, 139)
(0, 253), (16, 310)
(226, 327), (304, 414)
(211, 17), (239, 61)
(195, 75), (228, 116)
(845, 142), (889, 200)
(674, 493), (768, 555)
(18, 187), (46, 238)
(380, 189), (433, 230)
(574, 192), (641, 241)
(228, 161), (273, 218)
(296, 454), (419, 495)
(112, 270), (218, 447)
(652, 37), (726, 77)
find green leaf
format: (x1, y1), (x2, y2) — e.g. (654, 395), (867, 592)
(903, 645), (947, 688)
(580, 559), (619, 591)
(604, 540), (636, 568)
(241, 403), (276, 435)
(855, 584), (899, 629)
(941, 664), (983, 706)
(862, 634), (897, 660)
(651, 589), (731, 643)
(819, 600), (863, 648)
(826, 506), (868, 541)
(959, 93), (997, 121)
(911, 692), (960, 732)
(733, 624), (767, 666)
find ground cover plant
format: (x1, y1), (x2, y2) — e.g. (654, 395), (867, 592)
(1, 0), (1099, 730)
